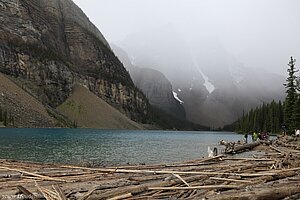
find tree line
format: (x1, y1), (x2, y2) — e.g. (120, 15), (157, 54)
(225, 57), (300, 134)
(224, 100), (284, 133)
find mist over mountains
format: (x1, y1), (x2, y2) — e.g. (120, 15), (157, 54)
(71, 0), (298, 128)
(111, 44), (186, 120)
(117, 26), (286, 127)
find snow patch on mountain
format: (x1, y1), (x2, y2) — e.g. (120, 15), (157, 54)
(198, 68), (215, 94)
(173, 91), (184, 104)
(192, 56), (215, 94)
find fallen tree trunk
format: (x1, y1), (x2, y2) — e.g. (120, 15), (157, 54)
(148, 185), (239, 190)
(60, 165), (276, 177)
(0, 166), (68, 182)
(226, 141), (262, 154)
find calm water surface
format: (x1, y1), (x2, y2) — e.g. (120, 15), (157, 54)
(0, 128), (243, 166)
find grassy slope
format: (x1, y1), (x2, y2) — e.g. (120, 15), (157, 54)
(57, 85), (143, 130)
(0, 73), (58, 127)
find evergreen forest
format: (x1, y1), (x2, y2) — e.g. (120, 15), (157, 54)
(225, 57), (300, 134)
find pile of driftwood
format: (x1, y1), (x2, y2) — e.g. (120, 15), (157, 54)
(0, 135), (300, 200)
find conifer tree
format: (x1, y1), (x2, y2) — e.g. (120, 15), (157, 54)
(284, 57), (298, 133)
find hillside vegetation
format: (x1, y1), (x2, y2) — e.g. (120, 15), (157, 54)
(57, 85), (143, 129)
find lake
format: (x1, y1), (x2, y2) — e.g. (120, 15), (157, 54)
(0, 128), (243, 166)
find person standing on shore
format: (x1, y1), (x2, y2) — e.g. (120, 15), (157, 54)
(244, 132), (248, 143)
(252, 132), (258, 142)
(295, 129), (300, 137)
(282, 124), (287, 135)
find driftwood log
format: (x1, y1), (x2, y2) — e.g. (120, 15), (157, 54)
(221, 141), (262, 154)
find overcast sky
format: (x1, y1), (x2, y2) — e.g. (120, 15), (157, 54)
(73, 0), (300, 75)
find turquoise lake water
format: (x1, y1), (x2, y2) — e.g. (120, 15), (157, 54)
(0, 128), (243, 166)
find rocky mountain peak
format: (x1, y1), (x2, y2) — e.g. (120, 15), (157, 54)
(111, 44), (186, 120)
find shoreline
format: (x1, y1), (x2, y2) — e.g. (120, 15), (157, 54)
(0, 135), (300, 199)
(0, 127), (213, 132)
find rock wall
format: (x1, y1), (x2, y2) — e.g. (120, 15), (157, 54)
(131, 67), (186, 119)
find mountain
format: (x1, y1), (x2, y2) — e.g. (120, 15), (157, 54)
(0, 0), (151, 127)
(111, 44), (186, 119)
(119, 26), (286, 127)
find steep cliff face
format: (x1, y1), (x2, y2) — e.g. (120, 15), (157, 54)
(0, 0), (149, 123)
(130, 68), (186, 119)
(111, 44), (186, 119)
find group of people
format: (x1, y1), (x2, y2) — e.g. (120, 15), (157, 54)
(244, 132), (269, 143)
(243, 129), (300, 144)
(252, 132), (269, 141)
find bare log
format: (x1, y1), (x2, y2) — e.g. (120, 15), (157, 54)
(17, 185), (39, 200)
(209, 177), (253, 183)
(148, 185), (239, 190)
(60, 166), (276, 177)
(52, 184), (67, 200)
(226, 141), (262, 154)
(79, 187), (98, 200)
(207, 184), (300, 200)
(172, 174), (190, 187)
(107, 193), (133, 200)
(0, 166), (67, 182)
(270, 145), (286, 155)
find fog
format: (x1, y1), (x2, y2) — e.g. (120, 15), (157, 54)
(71, 0), (299, 126)
(73, 0), (300, 76)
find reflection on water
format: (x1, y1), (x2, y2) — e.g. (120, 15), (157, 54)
(0, 128), (243, 166)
